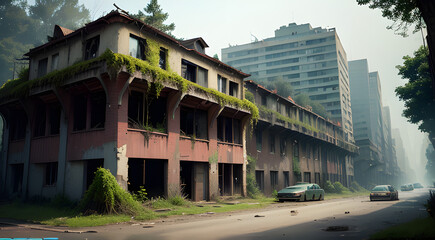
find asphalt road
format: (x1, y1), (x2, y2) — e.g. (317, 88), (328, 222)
(0, 188), (431, 240)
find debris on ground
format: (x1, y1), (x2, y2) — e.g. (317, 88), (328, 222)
(254, 215), (265, 217)
(345, 211), (350, 214)
(324, 226), (349, 232)
(290, 210), (298, 216)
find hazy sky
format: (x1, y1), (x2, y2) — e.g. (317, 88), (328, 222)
(81, 0), (427, 174)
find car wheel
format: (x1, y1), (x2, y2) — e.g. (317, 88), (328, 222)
(318, 194), (323, 201)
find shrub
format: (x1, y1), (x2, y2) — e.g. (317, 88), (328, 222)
(426, 190), (435, 218)
(132, 186), (148, 203)
(272, 189), (278, 200)
(324, 180), (336, 193)
(246, 155), (262, 198)
(333, 182), (347, 194)
(349, 181), (365, 192)
(78, 168), (141, 215)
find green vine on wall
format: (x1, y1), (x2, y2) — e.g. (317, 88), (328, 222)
(259, 105), (319, 133)
(0, 49), (258, 125)
(208, 150), (218, 164)
(292, 156), (300, 174)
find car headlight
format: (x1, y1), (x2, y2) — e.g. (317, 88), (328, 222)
(293, 193), (302, 197)
(370, 193), (374, 196)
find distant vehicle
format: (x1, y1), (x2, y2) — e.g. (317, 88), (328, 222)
(277, 183), (324, 202)
(412, 183), (424, 189)
(401, 184), (414, 191)
(370, 185), (399, 201)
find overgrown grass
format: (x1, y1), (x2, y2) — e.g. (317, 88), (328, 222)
(325, 189), (370, 200)
(370, 217), (435, 239)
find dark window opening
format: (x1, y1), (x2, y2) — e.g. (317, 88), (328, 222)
(224, 117), (232, 143)
(159, 47), (167, 69)
(261, 95), (267, 106)
(85, 159), (103, 190)
(255, 170), (264, 191)
(37, 58), (48, 78)
(256, 127), (262, 151)
(218, 75), (227, 93)
(90, 91), (106, 129)
(283, 171), (290, 187)
(10, 109), (27, 141)
(73, 94), (87, 131)
(129, 35), (146, 60)
(11, 164), (24, 193)
(51, 53), (59, 71)
(49, 104), (61, 135)
(129, 159), (166, 199)
(128, 90), (166, 133)
(270, 171), (278, 190)
(44, 162), (58, 186)
(217, 116), (240, 144)
(304, 172), (311, 183)
(315, 172), (321, 185)
(280, 137), (286, 156)
(269, 134), (275, 153)
(180, 106), (207, 139)
(299, 110), (303, 122)
(84, 36), (100, 60)
(33, 105), (46, 137)
(182, 60), (197, 83)
(229, 81), (239, 97)
(293, 142), (299, 157)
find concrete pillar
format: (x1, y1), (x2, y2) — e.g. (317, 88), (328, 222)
(56, 109), (68, 195)
(0, 114), (9, 195)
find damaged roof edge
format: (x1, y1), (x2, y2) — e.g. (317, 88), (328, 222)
(24, 10), (250, 79)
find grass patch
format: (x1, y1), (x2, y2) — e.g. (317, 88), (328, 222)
(370, 217), (435, 239)
(325, 190), (369, 200)
(42, 214), (133, 227)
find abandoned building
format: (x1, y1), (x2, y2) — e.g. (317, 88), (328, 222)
(245, 81), (358, 195)
(0, 11), (258, 201)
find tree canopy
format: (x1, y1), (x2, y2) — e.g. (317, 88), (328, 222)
(133, 0), (175, 34)
(356, 0), (423, 37)
(293, 94), (332, 120)
(0, 0), (90, 84)
(395, 46), (435, 145)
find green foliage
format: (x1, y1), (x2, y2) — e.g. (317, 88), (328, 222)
(356, 0), (422, 37)
(333, 181), (347, 194)
(133, 0), (175, 34)
(132, 186), (148, 203)
(264, 78), (294, 98)
(168, 195), (187, 206)
(395, 46), (435, 144)
(245, 88), (255, 103)
(272, 189), (278, 200)
(292, 156), (300, 174)
(324, 180), (336, 193)
(208, 151), (218, 164)
(78, 168), (141, 215)
(0, 49), (259, 125)
(349, 181), (366, 192)
(425, 144), (435, 182)
(246, 155), (262, 198)
(259, 105), (319, 133)
(293, 93), (331, 119)
(145, 38), (161, 67)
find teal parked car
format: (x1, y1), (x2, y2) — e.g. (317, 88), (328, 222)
(277, 183), (325, 202)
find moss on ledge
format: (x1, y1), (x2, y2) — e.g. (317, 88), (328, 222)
(259, 105), (318, 133)
(0, 49), (258, 124)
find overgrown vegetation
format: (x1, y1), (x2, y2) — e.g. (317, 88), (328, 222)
(132, 186), (148, 203)
(259, 105), (319, 133)
(324, 180), (336, 193)
(0, 49), (259, 125)
(78, 168), (142, 215)
(292, 156), (301, 174)
(246, 155), (262, 198)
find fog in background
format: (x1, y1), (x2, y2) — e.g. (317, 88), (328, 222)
(25, 0), (428, 180)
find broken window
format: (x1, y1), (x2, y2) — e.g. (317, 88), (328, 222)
(181, 59), (208, 88)
(44, 162), (58, 186)
(49, 104), (61, 135)
(51, 53), (59, 71)
(37, 58), (48, 78)
(261, 94), (267, 106)
(277, 102), (282, 114)
(90, 91), (106, 129)
(280, 136), (286, 156)
(129, 35), (146, 60)
(180, 106), (207, 139)
(269, 133), (275, 153)
(256, 127), (262, 151)
(224, 117), (232, 142)
(304, 172), (311, 183)
(255, 170), (264, 191)
(283, 171), (290, 187)
(159, 47), (167, 70)
(73, 94), (87, 131)
(217, 75), (227, 93)
(229, 81), (239, 97)
(217, 116), (241, 144)
(84, 35), (100, 60)
(299, 110), (303, 122)
(217, 117), (224, 141)
(293, 141), (299, 157)
(315, 172), (321, 185)
(10, 109), (27, 141)
(128, 90), (166, 132)
(233, 119), (241, 144)
(33, 104), (46, 137)
(270, 171), (278, 190)
(197, 67), (208, 88)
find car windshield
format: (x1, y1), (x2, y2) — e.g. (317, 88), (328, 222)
(286, 186), (305, 190)
(372, 186), (388, 191)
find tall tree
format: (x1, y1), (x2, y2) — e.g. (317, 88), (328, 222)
(0, 0), (90, 84)
(356, 0), (423, 37)
(395, 46), (435, 146)
(134, 0), (175, 34)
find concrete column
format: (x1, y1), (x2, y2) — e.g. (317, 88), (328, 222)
(56, 109), (68, 195)
(0, 115), (9, 195)
(21, 103), (32, 199)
